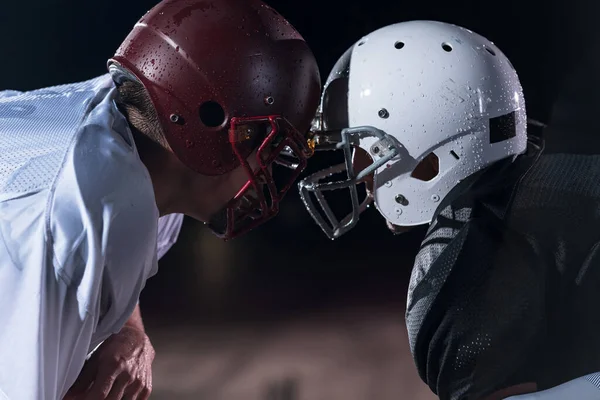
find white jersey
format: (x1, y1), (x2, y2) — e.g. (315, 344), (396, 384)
(0, 75), (182, 400)
(156, 213), (184, 260)
(506, 372), (600, 399)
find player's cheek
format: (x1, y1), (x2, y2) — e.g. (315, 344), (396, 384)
(352, 147), (374, 192)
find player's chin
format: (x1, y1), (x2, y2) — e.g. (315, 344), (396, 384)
(206, 207), (228, 235)
(184, 208), (216, 225)
(186, 196), (232, 225)
(386, 220), (415, 235)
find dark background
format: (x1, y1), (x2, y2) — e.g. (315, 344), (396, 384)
(2, 1), (598, 398)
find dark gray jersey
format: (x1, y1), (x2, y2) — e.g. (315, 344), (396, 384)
(407, 138), (600, 399)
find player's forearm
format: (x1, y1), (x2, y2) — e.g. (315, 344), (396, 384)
(483, 383), (537, 399)
(123, 303), (146, 332)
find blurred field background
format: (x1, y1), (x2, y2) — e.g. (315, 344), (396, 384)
(142, 211), (435, 400)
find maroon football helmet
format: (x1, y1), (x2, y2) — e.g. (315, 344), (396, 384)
(109, 0), (321, 239)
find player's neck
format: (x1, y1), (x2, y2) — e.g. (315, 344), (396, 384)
(130, 125), (239, 223)
(132, 128), (185, 216)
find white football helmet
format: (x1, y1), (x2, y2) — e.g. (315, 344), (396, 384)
(299, 20), (527, 239)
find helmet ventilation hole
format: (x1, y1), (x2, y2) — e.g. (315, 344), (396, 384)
(394, 41), (405, 49)
(199, 101), (226, 127)
(442, 42), (453, 52)
(484, 46), (496, 56)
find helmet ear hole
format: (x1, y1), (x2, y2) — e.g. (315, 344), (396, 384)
(411, 152), (439, 182)
(199, 101), (226, 127)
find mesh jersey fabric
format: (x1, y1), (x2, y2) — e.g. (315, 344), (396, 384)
(0, 75), (159, 399)
(406, 136), (600, 399)
(505, 371), (600, 399)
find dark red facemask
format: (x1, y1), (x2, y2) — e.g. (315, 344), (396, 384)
(207, 115), (314, 240)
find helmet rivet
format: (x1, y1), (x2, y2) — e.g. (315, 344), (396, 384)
(264, 96), (275, 105)
(431, 194), (440, 202)
(170, 114), (180, 123)
(395, 194), (408, 205)
(378, 108), (389, 119)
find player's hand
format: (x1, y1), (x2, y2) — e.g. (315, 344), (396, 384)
(64, 326), (155, 400)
